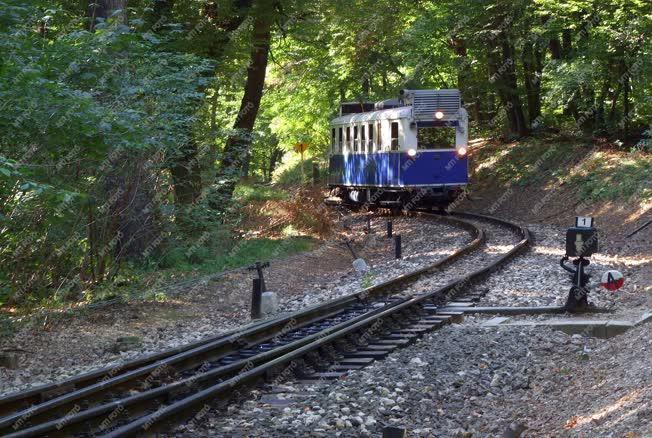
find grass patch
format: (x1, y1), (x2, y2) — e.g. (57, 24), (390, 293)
(472, 136), (651, 201)
(198, 235), (315, 273)
(473, 138), (585, 186)
(233, 183), (289, 202)
(568, 151), (652, 201)
(88, 234), (316, 304)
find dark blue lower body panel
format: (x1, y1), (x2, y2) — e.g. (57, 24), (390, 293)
(329, 151), (468, 187)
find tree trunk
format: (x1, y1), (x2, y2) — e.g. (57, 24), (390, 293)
(522, 42), (543, 126)
(268, 144), (283, 182)
(168, 2), (252, 208)
(608, 84), (621, 123)
(147, 0), (174, 28)
(595, 77), (610, 131)
(488, 36), (528, 137)
(87, 0), (127, 31)
(170, 137), (203, 205)
(450, 37), (472, 110)
(210, 6), (273, 208)
(623, 62), (630, 138)
(562, 28), (572, 57)
(549, 37), (562, 59)
(361, 75), (370, 100)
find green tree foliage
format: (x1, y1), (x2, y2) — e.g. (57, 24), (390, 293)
(0, 1), (213, 303)
(0, 0), (649, 305)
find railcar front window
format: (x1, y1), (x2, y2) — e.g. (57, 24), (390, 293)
(390, 122), (399, 151)
(417, 127), (455, 149)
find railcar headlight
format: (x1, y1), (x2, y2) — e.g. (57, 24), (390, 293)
(407, 148), (417, 157)
(435, 111), (444, 119)
(456, 147), (467, 157)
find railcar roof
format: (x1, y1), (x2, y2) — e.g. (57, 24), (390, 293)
(330, 106), (412, 125)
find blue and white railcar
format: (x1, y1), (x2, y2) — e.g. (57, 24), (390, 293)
(328, 89), (469, 206)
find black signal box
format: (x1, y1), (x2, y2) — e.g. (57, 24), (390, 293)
(565, 227), (598, 257)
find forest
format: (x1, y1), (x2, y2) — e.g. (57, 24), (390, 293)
(0, 0), (650, 308)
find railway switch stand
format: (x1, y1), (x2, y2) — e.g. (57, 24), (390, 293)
(248, 261), (270, 319)
(344, 239), (359, 260)
(560, 216), (598, 312)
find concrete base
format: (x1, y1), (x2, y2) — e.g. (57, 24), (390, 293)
(482, 317), (648, 339)
(261, 291), (279, 317)
(352, 258), (369, 272)
(636, 312), (652, 326)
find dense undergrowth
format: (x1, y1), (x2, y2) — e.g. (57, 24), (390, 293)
(1, 181), (330, 311)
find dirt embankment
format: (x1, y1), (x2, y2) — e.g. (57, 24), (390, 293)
(459, 136), (651, 298)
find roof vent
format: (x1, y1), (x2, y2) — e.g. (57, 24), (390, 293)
(399, 89), (461, 120)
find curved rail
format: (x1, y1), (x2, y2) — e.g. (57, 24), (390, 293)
(0, 213), (485, 436)
(99, 211), (530, 437)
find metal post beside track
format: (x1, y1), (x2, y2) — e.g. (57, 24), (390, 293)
(395, 235), (402, 259)
(251, 278), (262, 320)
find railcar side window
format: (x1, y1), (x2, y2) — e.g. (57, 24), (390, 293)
(376, 122), (382, 151)
(331, 128), (336, 153)
(346, 126), (351, 151)
(353, 125), (358, 152)
(368, 124), (374, 151)
(390, 122), (399, 151)
(360, 125), (366, 153)
(338, 127), (343, 152)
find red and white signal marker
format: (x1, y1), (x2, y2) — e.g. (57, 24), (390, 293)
(601, 270), (624, 291)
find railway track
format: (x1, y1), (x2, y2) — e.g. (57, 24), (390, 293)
(0, 211), (530, 437)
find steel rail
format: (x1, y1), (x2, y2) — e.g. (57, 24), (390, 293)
(0, 212), (483, 435)
(6, 211), (528, 437)
(99, 211), (530, 437)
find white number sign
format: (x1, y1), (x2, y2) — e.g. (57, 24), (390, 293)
(575, 216), (594, 228)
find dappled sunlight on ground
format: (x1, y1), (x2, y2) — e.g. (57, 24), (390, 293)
(405, 248), (462, 258)
(532, 244), (651, 266)
(592, 252), (652, 267)
(626, 204), (652, 224)
(485, 244), (516, 254)
(531, 245), (566, 257)
(564, 389), (647, 430)
(475, 148), (511, 173)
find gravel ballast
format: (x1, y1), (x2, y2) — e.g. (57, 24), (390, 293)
(0, 215), (472, 396)
(178, 322), (651, 437)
